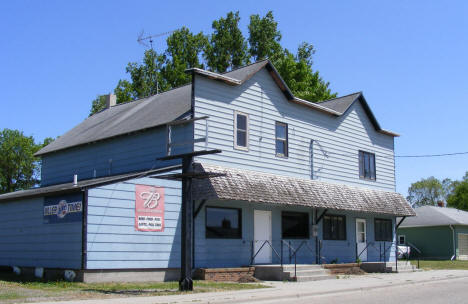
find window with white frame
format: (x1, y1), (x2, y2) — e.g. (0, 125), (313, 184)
(234, 111), (248, 150)
(275, 122), (288, 157)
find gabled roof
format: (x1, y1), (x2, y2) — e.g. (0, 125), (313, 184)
(399, 206), (468, 228)
(190, 60), (399, 137)
(36, 60), (398, 156)
(193, 163), (415, 216)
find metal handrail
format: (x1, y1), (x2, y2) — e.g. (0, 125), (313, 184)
(281, 240), (315, 279)
(250, 240), (282, 266)
(356, 241), (374, 261)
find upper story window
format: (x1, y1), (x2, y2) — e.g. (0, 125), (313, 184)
(359, 151), (376, 180)
(275, 122), (288, 157)
(234, 111), (249, 150)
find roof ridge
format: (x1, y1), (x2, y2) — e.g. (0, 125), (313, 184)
(220, 59), (270, 76)
(319, 91), (362, 104)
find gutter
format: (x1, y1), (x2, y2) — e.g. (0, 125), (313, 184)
(450, 225), (456, 260)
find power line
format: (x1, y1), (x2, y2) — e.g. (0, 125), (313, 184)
(395, 151), (468, 158)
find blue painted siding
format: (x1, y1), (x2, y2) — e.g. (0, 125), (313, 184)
(194, 200), (396, 268)
(0, 197), (82, 269)
(41, 124), (191, 186)
(86, 171), (182, 269)
(193, 69), (396, 191)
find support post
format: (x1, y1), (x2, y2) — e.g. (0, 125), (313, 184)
(179, 156), (193, 291)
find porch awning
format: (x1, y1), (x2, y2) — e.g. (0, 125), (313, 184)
(193, 163), (415, 217)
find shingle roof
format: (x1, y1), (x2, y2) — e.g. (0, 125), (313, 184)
(35, 85), (192, 156)
(0, 165), (181, 203)
(193, 163), (415, 216)
(37, 60), (398, 156)
(399, 206), (468, 227)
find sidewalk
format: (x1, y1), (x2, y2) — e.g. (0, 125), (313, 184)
(35, 270), (468, 304)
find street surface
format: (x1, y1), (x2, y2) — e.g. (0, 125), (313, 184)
(34, 270), (468, 304)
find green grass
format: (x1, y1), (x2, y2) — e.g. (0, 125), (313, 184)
(410, 260), (468, 270)
(0, 272), (268, 303)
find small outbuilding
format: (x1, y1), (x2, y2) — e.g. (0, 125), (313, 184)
(398, 206), (468, 260)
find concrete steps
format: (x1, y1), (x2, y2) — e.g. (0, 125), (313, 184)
(282, 265), (335, 282)
(386, 261), (422, 273)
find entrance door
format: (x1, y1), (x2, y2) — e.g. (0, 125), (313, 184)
(254, 210), (272, 264)
(356, 219), (367, 262)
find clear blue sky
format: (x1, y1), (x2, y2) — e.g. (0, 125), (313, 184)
(1, 0), (467, 195)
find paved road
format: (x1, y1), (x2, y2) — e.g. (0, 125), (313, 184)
(251, 277), (468, 304)
(35, 270), (468, 304)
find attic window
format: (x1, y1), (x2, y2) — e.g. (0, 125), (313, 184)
(234, 111), (249, 150)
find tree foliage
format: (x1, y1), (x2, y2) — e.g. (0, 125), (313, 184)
(447, 172), (468, 211)
(89, 11), (337, 115)
(0, 129), (50, 194)
(406, 176), (445, 207)
(205, 11), (249, 73)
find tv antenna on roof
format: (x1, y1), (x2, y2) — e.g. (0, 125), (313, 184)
(136, 29), (176, 96)
(137, 30), (176, 49)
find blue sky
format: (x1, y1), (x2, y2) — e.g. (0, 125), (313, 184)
(1, 0), (467, 195)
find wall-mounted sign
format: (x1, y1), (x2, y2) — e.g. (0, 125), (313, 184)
(44, 193), (83, 224)
(135, 185), (165, 232)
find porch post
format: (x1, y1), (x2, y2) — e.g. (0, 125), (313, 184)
(180, 155), (193, 291)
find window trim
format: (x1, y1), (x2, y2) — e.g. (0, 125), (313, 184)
(398, 235), (406, 245)
(374, 218), (393, 242)
(323, 214), (347, 241)
(234, 111), (249, 151)
(359, 150), (376, 181)
(205, 206), (242, 239)
(281, 211), (310, 239)
(275, 121), (288, 158)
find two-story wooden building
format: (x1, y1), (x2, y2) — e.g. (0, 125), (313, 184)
(0, 60), (414, 282)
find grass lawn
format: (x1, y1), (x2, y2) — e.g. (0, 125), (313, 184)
(0, 272), (268, 303)
(410, 260), (468, 270)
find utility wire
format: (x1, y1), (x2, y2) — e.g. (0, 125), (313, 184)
(395, 151), (468, 158)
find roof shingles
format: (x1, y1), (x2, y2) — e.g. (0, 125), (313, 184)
(193, 163), (415, 217)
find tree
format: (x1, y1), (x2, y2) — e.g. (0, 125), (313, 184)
(248, 11), (282, 61)
(161, 27), (207, 88)
(89, 95), (107, 116)
(406, 176), (444, 207)
(89, 11), (337, 113)
(273, 43), (337, 102)
(447, 172), (468, 211)
(0, 129), (44, 194)
(205, 11), (249, 72)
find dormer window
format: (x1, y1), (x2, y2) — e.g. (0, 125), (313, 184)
(234, 111), (248, 150)
(359, 151), (376, 180)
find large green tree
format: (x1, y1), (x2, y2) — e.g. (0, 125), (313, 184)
(0, 129), (50, 194)
(447, 172), (468, 211)
(248, 11), (282, 61)
(89, 11), (337, 114)
(161, 27), (207, 88)
(205, 11), (249, 72)
(406, 176), (445, 207)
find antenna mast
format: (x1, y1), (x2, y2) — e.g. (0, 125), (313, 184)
(137, 29), (176, 95)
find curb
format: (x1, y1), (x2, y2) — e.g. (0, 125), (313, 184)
(199, 274), (468, 304)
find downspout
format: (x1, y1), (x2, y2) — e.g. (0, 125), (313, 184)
(450, 225), (456, 260)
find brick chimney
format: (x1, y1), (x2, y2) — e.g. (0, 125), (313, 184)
(105, 94), (117, 109)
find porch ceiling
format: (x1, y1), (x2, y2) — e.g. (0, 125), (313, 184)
(193, 163), (415, 217)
